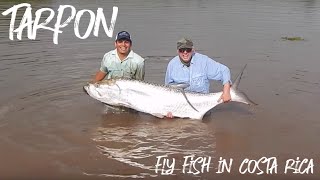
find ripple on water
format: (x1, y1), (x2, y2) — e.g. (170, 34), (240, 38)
(89, 118), (216, 178)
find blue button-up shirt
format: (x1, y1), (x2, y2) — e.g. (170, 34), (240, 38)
(165, 52), (231, 93)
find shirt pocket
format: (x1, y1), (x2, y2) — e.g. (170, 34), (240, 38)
(190, 74), (206, 92)
(172, 70), (189, 84)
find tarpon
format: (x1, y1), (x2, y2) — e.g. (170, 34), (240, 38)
(83, 65), (256, 120)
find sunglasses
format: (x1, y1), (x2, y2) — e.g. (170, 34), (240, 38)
(179, 48), (192, 53)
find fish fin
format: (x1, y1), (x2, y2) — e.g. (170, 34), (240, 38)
(168, 83), (198, 112)
(180, 89), (199, 112)
(232, 64), (247, 90)
(231, 64), (258, 105)
(233, 91), (258, 105)
(151, 113), (165, 119)
(104, 104), (126, 112)
(169, 83), (189, 89)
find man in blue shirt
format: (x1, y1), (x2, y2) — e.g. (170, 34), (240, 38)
(165, 38), (232, 118)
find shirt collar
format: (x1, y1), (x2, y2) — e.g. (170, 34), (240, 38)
(112, 49), (134, 61)
(179, 52), (195, 67)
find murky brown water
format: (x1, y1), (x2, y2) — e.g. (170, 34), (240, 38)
(1, 0), (320, 179)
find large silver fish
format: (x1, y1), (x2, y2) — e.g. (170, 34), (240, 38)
(83, 65), (256, 120)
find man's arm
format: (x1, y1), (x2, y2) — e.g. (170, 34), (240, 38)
(94, 70), (107, 82)
(165, 62), (174, 85)
(205, 57), (232, 103)
(206, 59), (231, 84)
(92, 55), (109, 83)
(135, 61), (145, 80)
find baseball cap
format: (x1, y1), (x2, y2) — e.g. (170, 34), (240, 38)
(177, 38), (193, 49)
(115, 31), (131, 42)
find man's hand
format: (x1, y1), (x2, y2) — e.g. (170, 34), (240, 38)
(218, 82), (231, 103)
(219, 91), (231, 103)
(166, 112), (174, 119)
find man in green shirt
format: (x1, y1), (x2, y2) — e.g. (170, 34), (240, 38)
(93, 31), (145, 82)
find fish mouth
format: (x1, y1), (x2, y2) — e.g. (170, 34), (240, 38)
(83, 85), (89, 95)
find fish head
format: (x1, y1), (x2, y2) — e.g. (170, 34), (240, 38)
(83, 79), (124, 105)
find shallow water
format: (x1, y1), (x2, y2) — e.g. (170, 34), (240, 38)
(0, 0), (320, 179)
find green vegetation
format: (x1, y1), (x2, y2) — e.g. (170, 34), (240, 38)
(281, 36), (305, 41)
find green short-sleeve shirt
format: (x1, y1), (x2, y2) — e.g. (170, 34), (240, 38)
(100, 49), (145, 80)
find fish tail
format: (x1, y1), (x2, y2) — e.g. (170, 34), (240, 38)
(231, 64), (257, 105)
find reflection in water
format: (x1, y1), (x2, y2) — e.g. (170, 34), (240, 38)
(89, 110), (216, 178)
